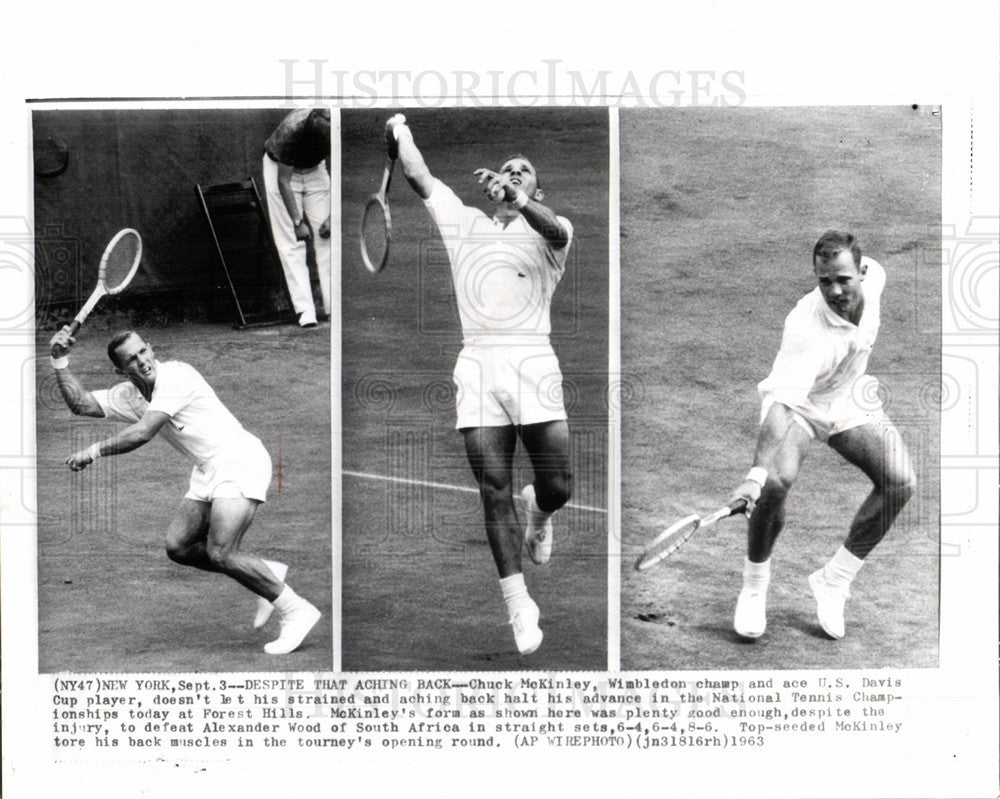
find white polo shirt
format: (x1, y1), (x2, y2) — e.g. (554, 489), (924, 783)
(423, 178), (573, 345)
(759, 257), (886, 416)
(93, 360), (263, 467)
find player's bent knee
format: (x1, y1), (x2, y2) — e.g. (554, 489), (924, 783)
(538, 473), (572, 512)
(478, 478), (514, 509)
(164, 532), (197, 564)
(205, 542), (236, 572)
(165, 540), (188, 564)
(477, 468), (512, 493)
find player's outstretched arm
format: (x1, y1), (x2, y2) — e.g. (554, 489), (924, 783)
(729, 403), (803, 514)
(386, 115), (434, 200)
(473, 169), (570, 248)
(66, 409), (171, 471)
(49, 326), (104, 418)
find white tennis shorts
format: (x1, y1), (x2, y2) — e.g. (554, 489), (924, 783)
(761, 374), (885, 442)
(453, 344), (567, 429)
(185, 438), (273, 503)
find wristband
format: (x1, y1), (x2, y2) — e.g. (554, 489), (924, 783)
(86, 442), (102, 462)
(512, 190), (529, 209)
(745, 466), (768, 487)
(50, 355), (69, 370)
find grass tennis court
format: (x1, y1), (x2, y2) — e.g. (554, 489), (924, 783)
(620, 107), (941, 669)
(32, 106), (938, 675)
(340, 108), (610, 671)
(36, 319), (332, 672)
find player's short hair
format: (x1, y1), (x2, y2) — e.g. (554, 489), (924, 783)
(813, 230), (862, 268)
(107, 330), (137, 368)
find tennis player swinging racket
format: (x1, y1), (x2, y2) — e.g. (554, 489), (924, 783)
(47, 230), (322, 655)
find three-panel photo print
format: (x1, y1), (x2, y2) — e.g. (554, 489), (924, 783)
(33, 104), (941, 673)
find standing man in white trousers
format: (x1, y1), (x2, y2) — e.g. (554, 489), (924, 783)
(262, 108), (331, 328)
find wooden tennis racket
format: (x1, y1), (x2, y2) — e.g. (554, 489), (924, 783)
(634, 498), (747, 572)
(360, 158), (395, 274)
(68, 228), (142, 335)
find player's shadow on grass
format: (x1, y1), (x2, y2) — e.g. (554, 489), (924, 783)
(727, 616), (831, 644)
(791, 618), (835, 641)
(729, 631), (765, 646)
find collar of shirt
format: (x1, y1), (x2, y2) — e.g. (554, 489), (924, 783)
(490, 212), (525, 231)
(812, 287), (875, 333)
(813, 290), (855, 329)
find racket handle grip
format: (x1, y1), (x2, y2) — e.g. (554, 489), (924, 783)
(727, 497), (749, 516)
(67, 319), (82, 337)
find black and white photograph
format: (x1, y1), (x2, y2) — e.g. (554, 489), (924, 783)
(32, 108), (333, 672)
(621, 107), (941, 669)
(0, 4), (997, 799)
(340, 108), (610, 670)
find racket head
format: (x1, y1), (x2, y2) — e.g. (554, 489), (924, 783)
(100, 228), (142, 294)
(360, 196), (391, 274)
(634, 513), (701, 572)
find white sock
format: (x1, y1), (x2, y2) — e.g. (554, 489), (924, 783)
(824, 546), (864, 591)
(262, 559), (286, 591)
(742, 557), (771, 590)
(273, 585), (303, 614)
(499, 573), (530, 613)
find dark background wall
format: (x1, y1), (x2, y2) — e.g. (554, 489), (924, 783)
(33, 108), (291, 319)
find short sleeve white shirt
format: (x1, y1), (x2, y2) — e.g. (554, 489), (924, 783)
(92, 360), (260, 467)
(758, 257), (886, 411)
(423, 178), (573, 344)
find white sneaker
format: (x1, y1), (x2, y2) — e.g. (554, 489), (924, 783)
(253, 560), (288, 629)
(734, 586), (768, 638)
(522, 485), (553, 565)
(509, 598), (543, 655)
(264, 599), (321, 655)
(809, 568), (848, 639)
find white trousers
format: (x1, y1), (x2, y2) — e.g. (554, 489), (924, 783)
(262, 155), (331, 320)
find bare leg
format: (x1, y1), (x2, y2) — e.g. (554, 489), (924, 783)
(204, 497), (284, 601)
(735, 407), (814, 637)
(746, 422), (812, 562)
(828, 420), (916, 558)
(519, 419), (573, 513)
(165, 498), (216, 570)
(462, 425), (521, 577)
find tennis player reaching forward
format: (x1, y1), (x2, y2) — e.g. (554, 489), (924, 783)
(385, 114), (574, 654)
(730, 231), (916, 640)
(48, 326), (321, 654)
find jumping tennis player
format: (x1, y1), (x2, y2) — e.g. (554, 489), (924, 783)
(730, 231), (916, 640)
(385, 114), (573, 654)
(49, 326), (321, 654)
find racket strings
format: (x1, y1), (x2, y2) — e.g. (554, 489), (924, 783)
(635, 516), (700, 571)
(103, 232), (141, 292)
(654, 518), (700, 555)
